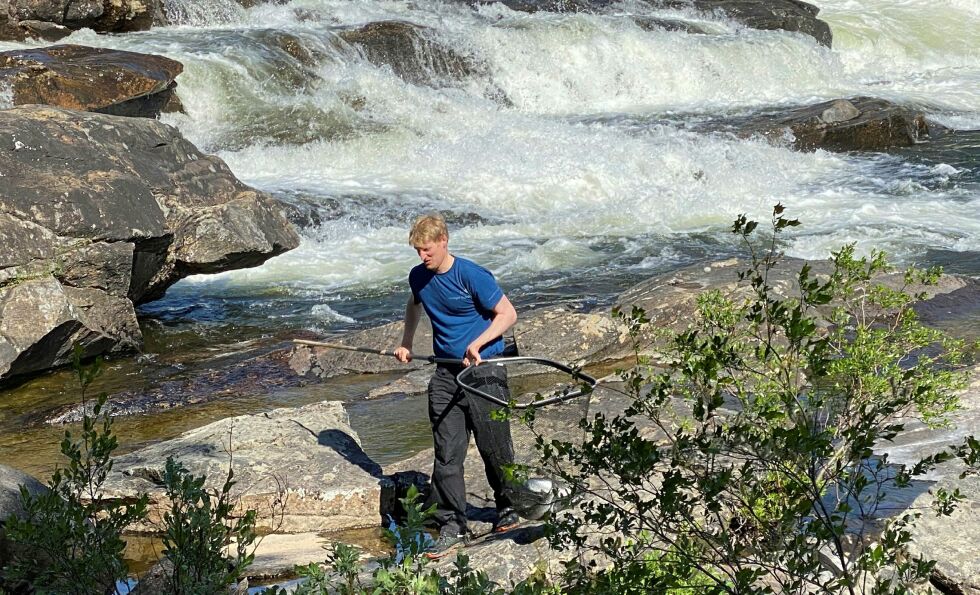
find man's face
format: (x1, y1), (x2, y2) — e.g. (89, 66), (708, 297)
(414, 235), (449, 271)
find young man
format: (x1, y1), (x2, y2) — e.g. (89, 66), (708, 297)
(393, 213), (519, 559)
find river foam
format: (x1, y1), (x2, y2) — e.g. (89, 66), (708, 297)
(20, 0), (978, 327)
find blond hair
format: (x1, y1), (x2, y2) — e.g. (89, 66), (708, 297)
(409, 213), (448, 246)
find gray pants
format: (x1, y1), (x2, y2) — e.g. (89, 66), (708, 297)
(427, 363), (514, 531)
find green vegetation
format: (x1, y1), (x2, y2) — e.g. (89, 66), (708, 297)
(158, 456), (257, 594)
(3, 207), (977, 594)
(2, 348), (148, 595)
(535, 204), (978, 594)
(1, 348), (258, 595)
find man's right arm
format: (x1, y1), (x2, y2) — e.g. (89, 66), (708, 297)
(394, 295), (422, 363)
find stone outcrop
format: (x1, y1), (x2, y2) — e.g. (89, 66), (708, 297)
(734, 97), (936, 152)
(0, 0), (165, 41)
(336, 21), (477, 87)
(0, 45), (183, 119)
(0, 106), (299, 384)
(102, 401), (388, 534)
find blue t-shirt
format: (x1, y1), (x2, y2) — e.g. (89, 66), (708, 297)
(409, 256), (505, 360)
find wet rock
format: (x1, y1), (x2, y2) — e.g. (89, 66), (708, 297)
(0, 276), (139, 380)
(289, 320), (433, 380)
(677, 0), (832, 47)
(735, 97), (933, 152)
(633, 16), (706, 34)
(0, 45), (183, 119)
(103, 401), (388, 534)
(336, 21), (477, 87)
(0, 106), (299, 384)
(13, 20), (71, 42)
(293, 304), (628, 389)
(465, 0), (614, 13)
(2, 0), (162, 40)
(44, 348), (313, 424)
(367, 369), (431, 399)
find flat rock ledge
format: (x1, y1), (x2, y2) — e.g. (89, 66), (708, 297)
(102, 401), (389, 534)
(0, 106), (299, 384)
(0, 45), (184, 118)
(293, 257), (976, 400)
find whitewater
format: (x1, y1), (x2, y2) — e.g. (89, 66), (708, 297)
(3, 0), (977, 334)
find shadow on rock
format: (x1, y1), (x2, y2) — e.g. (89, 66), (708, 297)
(319, 429), (383, 478)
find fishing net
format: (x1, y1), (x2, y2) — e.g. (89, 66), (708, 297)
(456, 357), (596, 519)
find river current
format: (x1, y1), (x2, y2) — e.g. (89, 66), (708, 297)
(0, 0), (978, 474)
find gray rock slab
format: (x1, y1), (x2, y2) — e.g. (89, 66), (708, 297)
(103, 401), (388, 534)
(683, 0), (832, 47)
(907, 473), (980, 595)
(0, 463), (46, 523)
(292, 304), (629, 396)
(5, 0), (159, 36)
(0, 276), (136, 380)
(289, 320), (433, 380)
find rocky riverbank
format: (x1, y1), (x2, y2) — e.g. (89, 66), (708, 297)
(1, 1), (978, 591)
(5, 257), (979, 592)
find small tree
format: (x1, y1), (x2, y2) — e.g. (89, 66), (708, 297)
(159, 453), (258, 594)
(536, 205), (978, 594)
(2, 347), (148, 594)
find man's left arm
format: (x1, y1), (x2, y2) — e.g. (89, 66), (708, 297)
(463, 295), (517, 367)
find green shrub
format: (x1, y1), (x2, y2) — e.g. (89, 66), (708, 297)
(158, 456), (257, 594)
(533, 205), (979, 594)
(2, 348), (149, 595)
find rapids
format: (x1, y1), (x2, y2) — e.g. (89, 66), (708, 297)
(0, 0), (978, 472)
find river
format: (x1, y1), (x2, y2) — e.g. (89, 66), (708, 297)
(0, 0), (978, 476)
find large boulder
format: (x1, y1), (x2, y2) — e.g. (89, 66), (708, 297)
(734, 97), (935, 152)
(102, 401), (388, 534)
(0, 45), (183, 119)
(336, 21), (477, 87)
(1, 0), (165, 41)
(0, 106), (299, 384)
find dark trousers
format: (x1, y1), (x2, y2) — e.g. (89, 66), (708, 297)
(427, 363), (514, 531)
